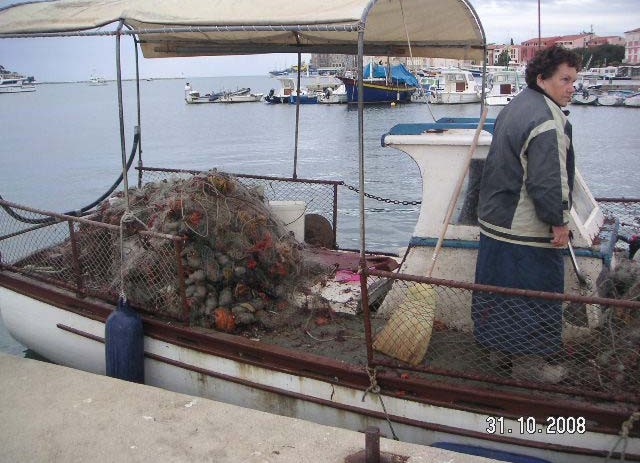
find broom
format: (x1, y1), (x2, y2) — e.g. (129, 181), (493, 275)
(373, 108), (489, 366)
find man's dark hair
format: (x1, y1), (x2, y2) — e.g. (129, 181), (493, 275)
(525, 45), (582, 87)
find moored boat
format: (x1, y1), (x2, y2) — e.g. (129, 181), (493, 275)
(485, 69), (526, 106)
(0, 2), (639, 463)
(0, 65), (36, 93)
(571, 91), (599, 105)
(427, 69), (481, 104)
(624, 92), (640, 107)
(339, 62), (418, 103)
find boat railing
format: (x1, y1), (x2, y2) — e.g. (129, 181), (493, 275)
(138, 166), (342, 249)
(0, 198), (191, 322)
(362, 266), (640, 407)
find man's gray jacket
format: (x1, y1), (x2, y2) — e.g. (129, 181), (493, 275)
(477, 86), (575, 248)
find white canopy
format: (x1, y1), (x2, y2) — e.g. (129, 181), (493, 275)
(0, 0), (486, 60)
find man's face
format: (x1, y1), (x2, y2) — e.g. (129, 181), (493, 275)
(537, 63), (578, 107)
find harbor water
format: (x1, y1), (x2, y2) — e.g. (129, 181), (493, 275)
(1, 75), (639, 355)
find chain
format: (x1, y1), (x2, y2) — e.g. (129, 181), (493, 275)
(362, 366), (399, 440)
(342, 183), (421, 206)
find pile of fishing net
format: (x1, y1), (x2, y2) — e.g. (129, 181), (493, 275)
(89, 170), (333, 331)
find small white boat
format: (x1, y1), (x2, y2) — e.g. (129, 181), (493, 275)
(212, 91), (264, 103)
(264, 77), (296, 103)
(597, 93), (625, 106)
(623, 92), (640, 107)
(88, 76), (108, 86)
(428, 69), (480, 104)
(571, 91), (598, 105)
(485, 69), (525, 106)
(317, 84), (348, 104)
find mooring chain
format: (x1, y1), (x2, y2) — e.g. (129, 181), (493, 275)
(362, 366), (400, 441)
(605, 410), (640, 462)
(342, 183), (421, 206)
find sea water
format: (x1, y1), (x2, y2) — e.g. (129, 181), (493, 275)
(1, 76), (639, 355)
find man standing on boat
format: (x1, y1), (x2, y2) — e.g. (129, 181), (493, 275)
(184, 82), (192, 101)
(472, 45), (581, 384)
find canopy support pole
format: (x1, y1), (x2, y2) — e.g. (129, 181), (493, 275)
(293, 47), (302, 179)
(132, 35), (143, 188)
(357, 30), (365, 261)
(115, 20), (130, 210)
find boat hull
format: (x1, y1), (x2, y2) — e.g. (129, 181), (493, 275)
(0, 84), (36, 93)
(339, 77), (415, 103)
(1, 280), (636, 463)
(428, 91), (481, 104)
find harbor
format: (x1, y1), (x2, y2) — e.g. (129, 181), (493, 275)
(1, 1), (639, 462)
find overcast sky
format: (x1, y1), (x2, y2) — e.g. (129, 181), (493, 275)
(0, 0), (637, 82)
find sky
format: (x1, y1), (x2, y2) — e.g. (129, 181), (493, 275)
(0, 0), (637, 82)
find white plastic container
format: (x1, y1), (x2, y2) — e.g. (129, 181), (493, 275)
(268, 201), (306, 242)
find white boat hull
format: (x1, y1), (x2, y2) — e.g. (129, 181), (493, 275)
(428, 91), (480, 104)
(0, 84), (36, 93)
(485, 94), (516, 106)
(0, 284), (634, 463)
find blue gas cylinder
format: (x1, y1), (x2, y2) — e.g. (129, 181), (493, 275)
(105, 297), (145, 383)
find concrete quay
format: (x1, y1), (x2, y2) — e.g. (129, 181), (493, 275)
(0, 353), (499, 463)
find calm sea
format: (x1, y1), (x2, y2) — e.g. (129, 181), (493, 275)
(1, 75), (639, 355)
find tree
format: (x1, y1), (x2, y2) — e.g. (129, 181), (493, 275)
(574, 44), (625, 67)
(497, 50), (510, 67)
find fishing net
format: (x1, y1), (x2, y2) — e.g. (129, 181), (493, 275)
(87, 170), (334, 330)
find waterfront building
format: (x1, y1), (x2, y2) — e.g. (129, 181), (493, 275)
(624, 27), (640, 64)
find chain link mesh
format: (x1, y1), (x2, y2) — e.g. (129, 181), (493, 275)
(367, 271), (640, 399)
(0, 202), (184, 320)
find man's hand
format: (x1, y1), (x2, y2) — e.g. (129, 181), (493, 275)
(551, 224), (570, 247)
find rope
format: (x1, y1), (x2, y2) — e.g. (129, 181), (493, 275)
(362, 366), (399, 440)
(605, 411), (639, 462)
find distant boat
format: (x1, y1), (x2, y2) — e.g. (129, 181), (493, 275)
(427, 69), (481, 104)
(338, 62), (418, 103)
(0, 76), (36, 94)
(213, 91), (264, 103)
(485, 69), (526, 106)
(571, 91), (598, 106)
(185, 87), (255, 104)
(317, 84), (348, 104)
(597, 93), (626, 107)
(0, 66), (36, 94)
(623, 92), (640, 107)
(88, 76), (108, 86)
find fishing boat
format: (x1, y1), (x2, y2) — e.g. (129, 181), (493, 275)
(1, 2), (639, 463)
(427, 69), (481, 104)
(339, 62), (418, 103)
(485, 69), (526, 106)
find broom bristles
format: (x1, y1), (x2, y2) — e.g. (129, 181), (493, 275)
(373, 283), (437, 366)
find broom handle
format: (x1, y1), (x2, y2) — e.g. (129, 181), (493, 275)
(428, 107), (489, 277)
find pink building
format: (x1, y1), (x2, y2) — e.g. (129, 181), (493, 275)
(624, 28), (640, 64)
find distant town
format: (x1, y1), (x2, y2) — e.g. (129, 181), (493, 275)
(310, 28), (640, 79)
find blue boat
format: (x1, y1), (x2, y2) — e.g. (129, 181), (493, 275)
(339, 62), (418, 103)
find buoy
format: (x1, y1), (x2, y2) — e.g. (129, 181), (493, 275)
(390, 101), (396, 107)
(105, 297), (145, 383)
